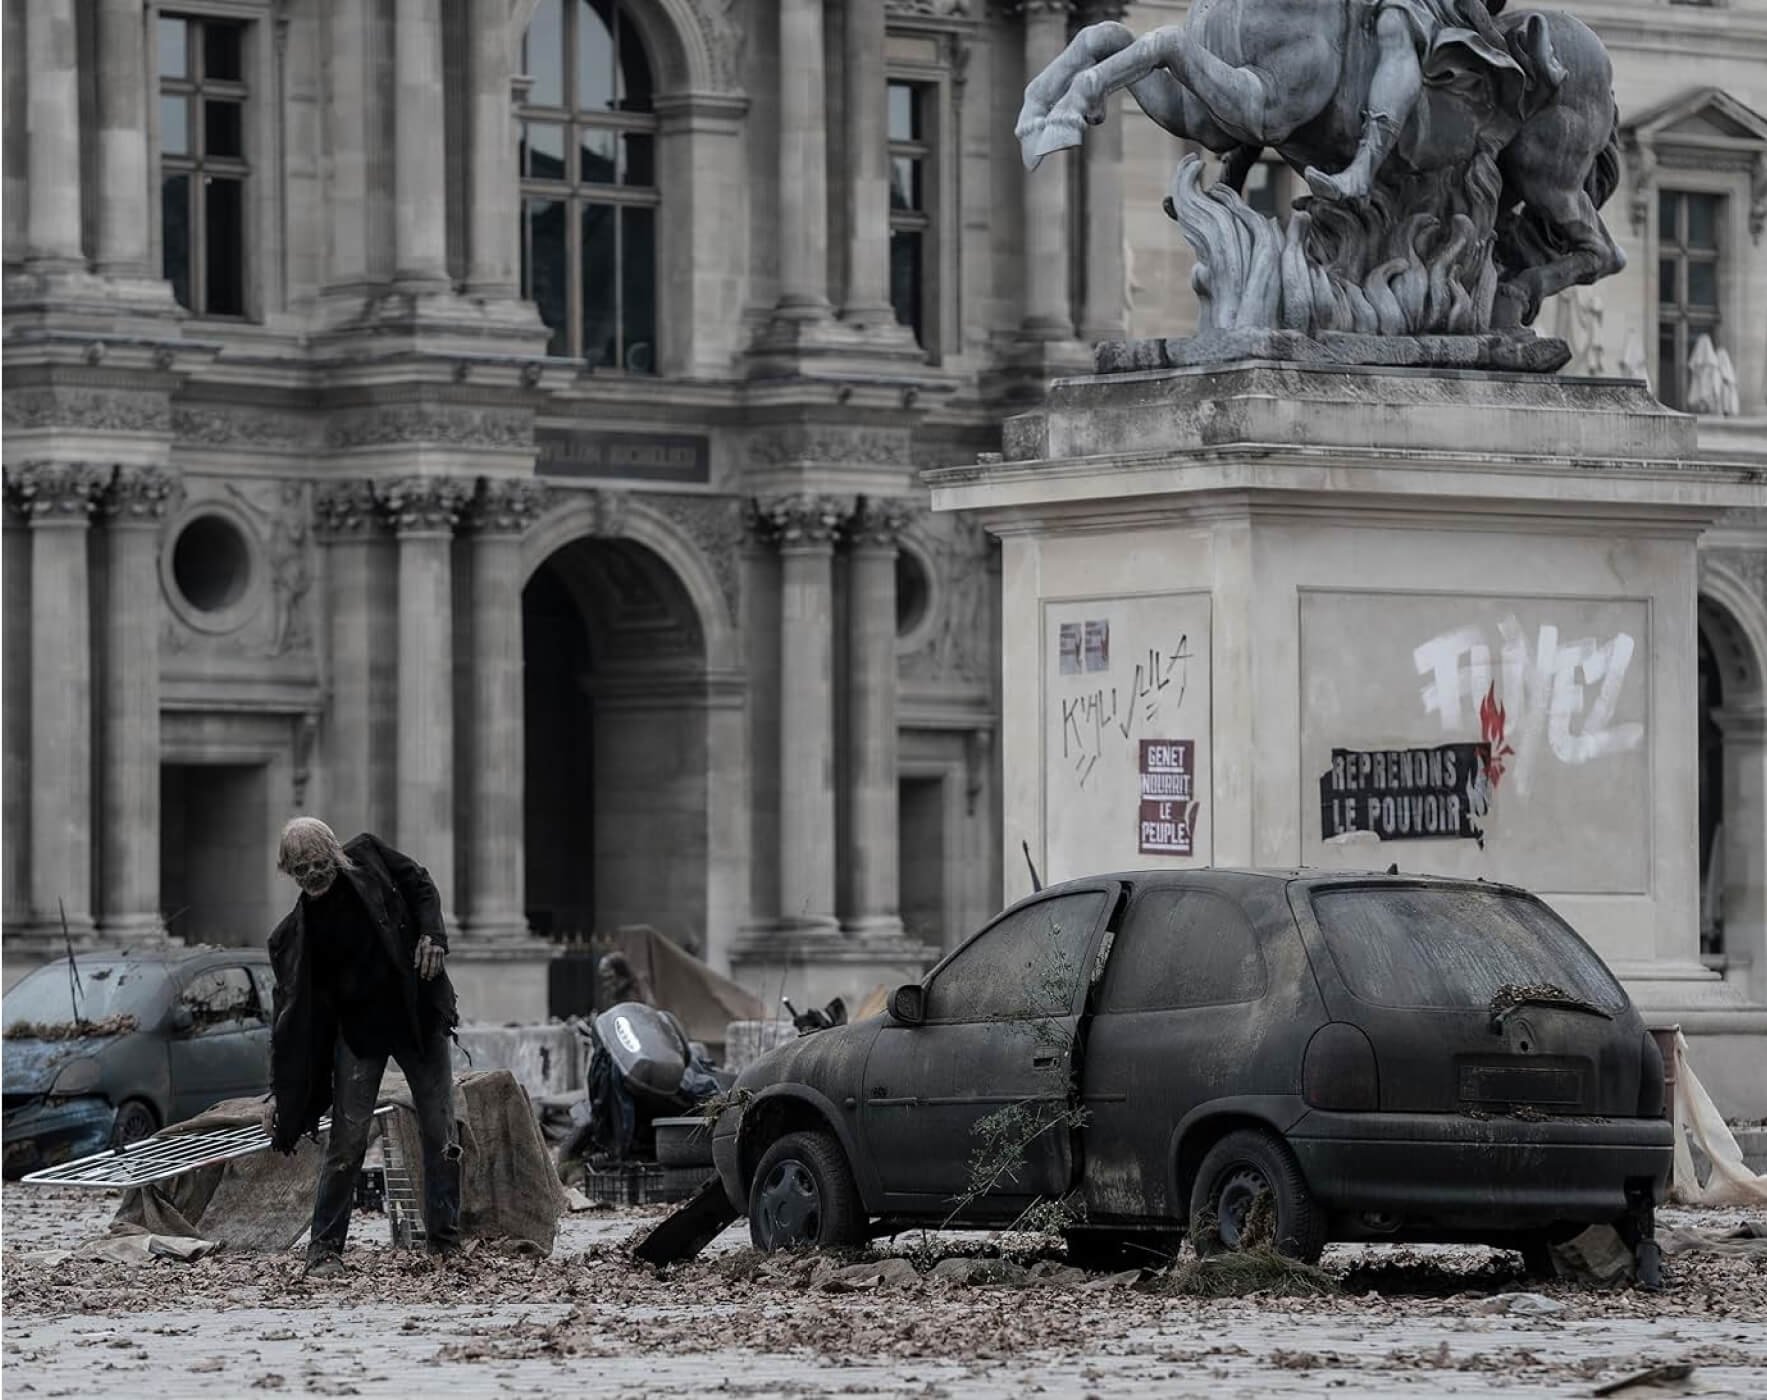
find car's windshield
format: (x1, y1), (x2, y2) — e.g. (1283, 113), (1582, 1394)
(1309, 885), (1627, 1011)
(1, 960), (168, 1034)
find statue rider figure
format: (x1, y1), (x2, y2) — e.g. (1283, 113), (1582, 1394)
(1305, 0), (1536, 202)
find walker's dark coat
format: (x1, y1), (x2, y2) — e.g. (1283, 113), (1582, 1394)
(266, 834), (458, 1152)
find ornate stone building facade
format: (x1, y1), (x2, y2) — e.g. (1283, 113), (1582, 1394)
(4, 0), (1763, 1030)
(3, 0), (1140, 1016)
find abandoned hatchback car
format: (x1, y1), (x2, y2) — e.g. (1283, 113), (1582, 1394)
(715, 871), (1672, 1269)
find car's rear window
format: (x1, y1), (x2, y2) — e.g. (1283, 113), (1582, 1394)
(1308, 886), (1627, 1011)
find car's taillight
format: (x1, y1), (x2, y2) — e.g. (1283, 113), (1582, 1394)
(1303, 1023), (1380, 1111)
(1637, 1030), (1666, 1119)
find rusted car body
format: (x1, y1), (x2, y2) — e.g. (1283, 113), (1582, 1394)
(3, 948), (275, 1176)
(715, 871), (1672, 1265)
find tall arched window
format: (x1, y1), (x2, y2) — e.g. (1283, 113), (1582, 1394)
(518, 0), (658, 372)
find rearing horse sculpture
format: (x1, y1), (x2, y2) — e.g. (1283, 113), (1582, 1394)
(1016, 3), (1624, 332)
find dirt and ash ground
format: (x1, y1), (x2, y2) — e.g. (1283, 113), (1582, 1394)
(4, 1182), (1765, 1398)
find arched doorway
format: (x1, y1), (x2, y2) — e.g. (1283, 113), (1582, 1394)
(522, 535), (711, 953)
(1697, 583), (1767, 1004)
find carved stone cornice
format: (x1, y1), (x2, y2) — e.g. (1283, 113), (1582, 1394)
(173, 404), (318, 451)
(887, 0), (977, 18)
(99, 465), (182, 526)
(846, 495), (917, 552)
(324, 404), (530, 452)
(2, 462), (113, 525)
(745, 425), (912, 470)
(465, 477), (551, 535)
(373, 476), (473, 535)
(992, 0), (1071, 18)
(751, 493), (852, 551)
(3, 387), (172, 435)
(312, 480), (382, 539)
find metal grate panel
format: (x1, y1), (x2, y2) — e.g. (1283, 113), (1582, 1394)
(18, 1106), (397, 1189)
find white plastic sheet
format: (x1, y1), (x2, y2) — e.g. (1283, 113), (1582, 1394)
(1670, 1028), (1767, 1207)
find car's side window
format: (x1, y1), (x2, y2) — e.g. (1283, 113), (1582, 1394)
(925, 891), (1109, 1023)
(1100, 888), (1267, 1012)
(248, 965), (277, 1018)
(180, 967), (265, 1033)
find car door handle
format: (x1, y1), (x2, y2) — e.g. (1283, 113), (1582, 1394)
(1033, 1054), (1059, 1069)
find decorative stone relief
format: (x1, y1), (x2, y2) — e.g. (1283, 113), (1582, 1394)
(847, 496), (918, 551)
(312, 479), (381, 538)
(751, 493), (852, 550)
(589, 488), (632, 540)
(325, 405), (529, 451)
(1704, 548), (1767, 607)
(373, 476), (474, 534)
(888, 0), (977, 17)
(3, 387), (173, 434)
(464, 477), (551, 534)
(173, 404), (318, 450)
(229, 481), (316, 658)
(2, 461), (112, 521)
(745, 426), (911, 469)
(100, 465), (183, 526)
(687, 0), (749, 92)
(639, 491), (747, 624)
(902, 513), (993, 687)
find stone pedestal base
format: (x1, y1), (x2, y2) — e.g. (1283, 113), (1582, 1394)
(930, 360), (1765, 1115)
(445, 938), (559, 1025)
(730, 933), (937, 1017)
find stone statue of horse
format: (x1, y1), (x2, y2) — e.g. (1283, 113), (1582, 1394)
(1017, 6), (1623, 329)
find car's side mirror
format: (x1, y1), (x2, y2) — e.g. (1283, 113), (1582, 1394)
(167, 1004), (195, 1035)
(889, 984), (926, 1026)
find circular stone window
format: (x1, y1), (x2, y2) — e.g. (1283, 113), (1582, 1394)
(896, 546), (931, 638)
(162, 508), (264, 634)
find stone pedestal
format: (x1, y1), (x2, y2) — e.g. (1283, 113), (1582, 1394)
(928, 360), (1767, 1116)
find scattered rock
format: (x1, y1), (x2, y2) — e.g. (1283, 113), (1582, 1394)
(928, 1257), (1031, 1287)
(1470, 1291), (1564, 1316)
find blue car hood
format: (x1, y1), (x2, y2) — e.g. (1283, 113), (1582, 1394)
(2, 1036), (125, 1095)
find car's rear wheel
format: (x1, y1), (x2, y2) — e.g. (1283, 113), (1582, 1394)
(748, 1130), (866, 1252)
(1189, 1128), (1326, 1264)
(111, 1099), (159, 1148)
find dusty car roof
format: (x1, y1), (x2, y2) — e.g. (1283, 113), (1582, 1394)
(27, 946), (270, 969)
(1051, 868), (1524, 893)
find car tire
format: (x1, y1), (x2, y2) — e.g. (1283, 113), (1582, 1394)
(1188, 1128), (1326, 1264)
(748, 1129), (866, 1252)
(111, 1099), (159, 1148)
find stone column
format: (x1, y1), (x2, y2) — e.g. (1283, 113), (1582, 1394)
(93, 0), (152, 277)
(5, 464), (110, 935)
(839, 0), (893, 327)
(97, 467), (179, 940)
(4, 0), (29, 267)
(1078, 4), (1128, 344)
(25, 0), (84, 270)
(315, 482), (382, 839)
(393, 0), (450, 290)
(1020, 0), (1075, 339)
(844, 498), (911, 937)
(461, 478), (548, 940)
(464, 0), (516, 295)
(761, 495), (846, 932)
(376, 477), (471, 925)
(775, 0), (831, 321)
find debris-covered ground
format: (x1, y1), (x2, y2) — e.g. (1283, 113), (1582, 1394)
(5, 1183), (1765, 1397)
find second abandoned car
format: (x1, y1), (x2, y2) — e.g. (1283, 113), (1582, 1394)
(715, 870), (1671, 1271)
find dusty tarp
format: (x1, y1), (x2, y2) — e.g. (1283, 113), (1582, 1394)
(611, 925), (767, 1046)
(1669, 1029), (1767, 1207)
(108, 1069), (566, 1254)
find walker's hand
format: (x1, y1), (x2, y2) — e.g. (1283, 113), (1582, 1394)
(414, 935), (445, 981)
(260, 1095), (277, 1137)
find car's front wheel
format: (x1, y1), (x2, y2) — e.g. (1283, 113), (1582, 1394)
(748, 1129), (866, 1251)
(1189, 1128), (1326, 1264)
(111, 1099), (159, 1148)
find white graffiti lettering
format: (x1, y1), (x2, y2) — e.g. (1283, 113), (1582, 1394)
(1412, 616), (1643, 794)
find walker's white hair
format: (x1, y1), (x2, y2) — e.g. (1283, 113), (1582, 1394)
(276, 817), (356, 874)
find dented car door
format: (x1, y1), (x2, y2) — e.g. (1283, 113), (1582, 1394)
(166, 965), (273, 1119)
(859, 884), (1120, 1217)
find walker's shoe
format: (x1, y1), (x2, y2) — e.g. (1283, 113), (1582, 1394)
(303, 1252), (348, 1279)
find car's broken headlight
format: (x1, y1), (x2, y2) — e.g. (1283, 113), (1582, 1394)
(49, 1058), (101, 1095)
